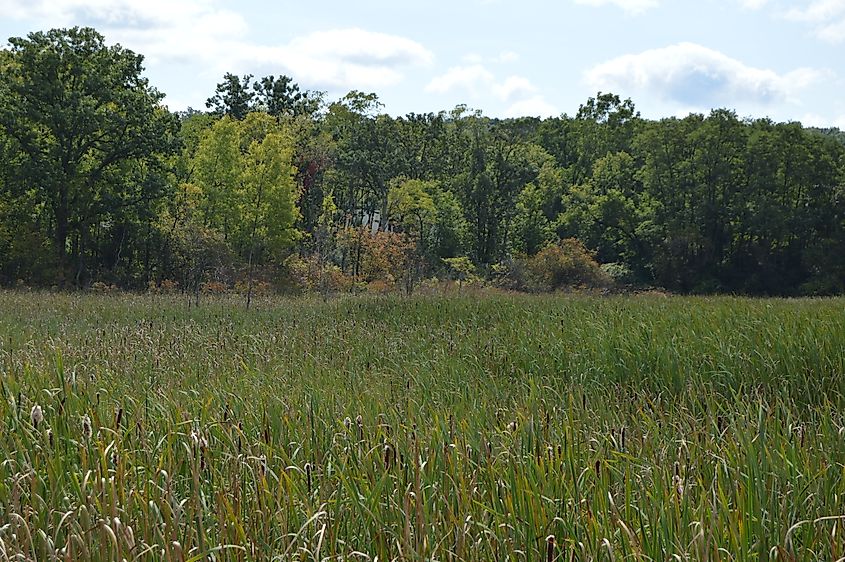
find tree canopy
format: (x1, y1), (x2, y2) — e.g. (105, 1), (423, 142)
(1, 26), (844, 296)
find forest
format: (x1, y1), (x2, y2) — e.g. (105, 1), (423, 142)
(1, 27), (844, 296)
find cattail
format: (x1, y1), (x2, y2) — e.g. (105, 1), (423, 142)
(384, 444), (393, 470)
(190, 429), (207, 452)
(673, 461), (684, 498)
(305, 463), (313, 494)
(47, 429), (54, 447)
(82, 414), (93, 441)
(507, 420), (517, 432)
(546, 534), (556, 562)
(30, 404), (43, 428)
(114, 407), (123, 429)
(343, 417), (352, 430)
(356, 415), (364, 440)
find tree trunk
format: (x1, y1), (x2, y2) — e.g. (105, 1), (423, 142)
(54, 190), (70, 287)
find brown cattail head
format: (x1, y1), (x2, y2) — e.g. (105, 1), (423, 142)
(305, 462), (313, 494)
(546, 534), (556, 562)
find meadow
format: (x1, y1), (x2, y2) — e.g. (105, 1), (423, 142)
(0, 290), (843, 561)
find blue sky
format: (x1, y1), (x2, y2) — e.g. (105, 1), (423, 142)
(2, 0), (844, 127)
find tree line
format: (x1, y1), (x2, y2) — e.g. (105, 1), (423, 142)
(1, 27), (843, 296)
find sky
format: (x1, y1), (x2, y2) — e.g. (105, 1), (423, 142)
(1, 0), (844, 127)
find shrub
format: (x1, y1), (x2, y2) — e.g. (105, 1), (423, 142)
(601, 262), (635, 286)
(284, 255), (353, 294)
(496, 239), (610, 292)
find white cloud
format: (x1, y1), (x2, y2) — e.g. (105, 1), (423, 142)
(425, 65), (495, 96)
(426, 66), (538, 103)
(785, 0), (845, 22)
(426, 64), (557, 117)
(731, 0), (845, 44)
(504, 96), (561, 118)
(801, 113), (845, 128)
(0, 0), (434, 92)
(585, 42), (824, 108)
(573, 0), (659, 14)
(494, 76), (538, 102)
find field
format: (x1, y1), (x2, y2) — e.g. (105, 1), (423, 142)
(0, 291), (844, 561)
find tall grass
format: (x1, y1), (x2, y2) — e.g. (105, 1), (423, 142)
(0, 291), (843, 560)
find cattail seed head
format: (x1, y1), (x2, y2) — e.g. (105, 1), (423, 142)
(546, 535), (556, 562)
(383, 444), (392, 470)
(305, 462), (313, 494)
(82, 414), (93, 441)
(30, 404), (43, 428)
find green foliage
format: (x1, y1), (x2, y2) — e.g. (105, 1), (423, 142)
(442, 256), (477, 285)
(0, 27), (178, 284)
(1, 26), (844, 296)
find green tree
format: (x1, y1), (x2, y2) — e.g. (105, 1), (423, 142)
(253, 75), (322, 118)
(0, 26), (177, 285)
(240, 130), (299, 307)
(206, 73), (255, 119)
(193, 117), (242, 238)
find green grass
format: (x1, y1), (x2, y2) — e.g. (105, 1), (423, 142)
(0, 291), (843, 561)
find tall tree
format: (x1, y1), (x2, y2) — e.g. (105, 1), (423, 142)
(253, 75), (322, 118)
(0, 27), (177, 285)
(206, 73), (255, 119)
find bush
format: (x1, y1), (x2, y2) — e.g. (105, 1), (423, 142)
(496, 239), (610, 292)
(601, 262), (635, 286)
(284, 255), (353, 294)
